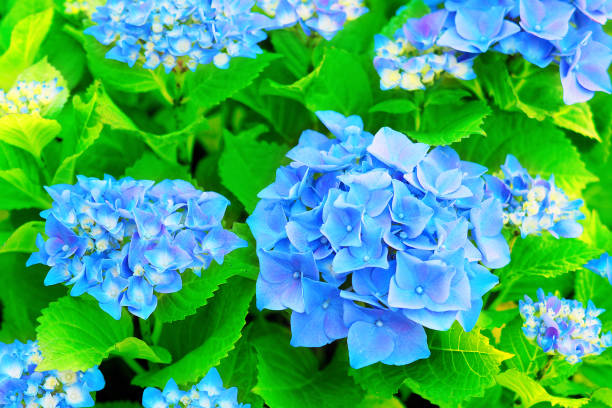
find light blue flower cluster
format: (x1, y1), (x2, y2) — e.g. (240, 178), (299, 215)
(0, 80), (64, 117)
(484, 154), (584, 238)
(257, 0), (368, 40)
(374, 10), (476, 91)
(27, 175), (246, 320)
(64, 0), (103, 17)
(378, 0), (612, 103)
(142, 368), (249, 408)
(0, 340), (105, 407)
(85, 0), (274, 71)
(585, 253), (611, 285)
(519, 289), (612, 364)
(248, 110), (510, 369)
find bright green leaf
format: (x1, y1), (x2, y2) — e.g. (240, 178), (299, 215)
(107, 337), (172, 364)
(0, 114), (61, 160)
(553, 104), (600, 141)
(269, 31), (311, 79)
(369, 99), (417, 114)
(496, 368), (588, 408)
(219, 126), (288, 213)
(132, 277), (254, 388)
(0, 168), (51, 210)
(498, 316), (547, 376)
(36, 296), (133, 371)
(124, 152), (191, 183)
(0, 221), (44, 254)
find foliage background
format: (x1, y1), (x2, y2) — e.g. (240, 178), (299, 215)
(0, 0), (610, 407)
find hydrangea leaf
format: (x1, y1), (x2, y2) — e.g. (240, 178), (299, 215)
(357, 396), (404, 408)
(262, 48), (373, 117)
(39, 23), (86, 89)
(107, 337), (172, 364)
(552, 104), (600, 141)
(0, 114), (61, 161)
(498, 316), (547, 376)
(219, 126), (288, 213)
(0, 220), (44, 253)
(124, 152), (192, 183)
(0, 168), (51, 210)
(496, 369), (589, 408)
(83, 35), (162, 94)
(514, 66), (565, 121)
(369, 99), (417, 114)
(155, 229), (258, 323)
(0, 253), (64, 343)
(185, 53), (280, 111)
(350, 323), (512, 405)
(0, 8), (54, 89)
(474, 53), (517, 110)
(0, 0), (53, 48)
(453, 111), (597, 197)
(36, 295), (134, 371)
(407, 100), (491, 145)
(269, 31), (311, 79)
(579, 209), (612, 252)
(498, 235), (602, 280)
(253, 324), (365, 408)
(132, 277), (254, 388)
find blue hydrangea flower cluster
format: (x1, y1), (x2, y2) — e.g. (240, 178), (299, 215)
(484, 154), (584, 239)
(64, 0), (103, 17)
(247, 110), (510, 369)
(142, 368), (249, 408)
(378, 0), (612, 104)
(519, 289), (612, 364)
(0, 340), (105, 407)
(0, 79), (64, 117)
(585, 253), (612, 285)
(257, 0), (368, 40)
(85, 0), (274, 72)
(374, 9), (476, 91)
(27, 175), (246, 320)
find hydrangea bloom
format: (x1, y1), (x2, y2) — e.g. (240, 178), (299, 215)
(27, 176), (246, 320)
(374, 9), (476, 91)
(142, 368), (249, 408)
(247, 110), (510, 369)
(585, 253), (611, 285)
(257, 0), (368, 40)
(0, 79), (64, 117)
(484, 154), (584, 238)
(85, 0), (273, 71)
(377, 0), (612, 103)
(64, 0), (104, 17)
(519, 289), (612, 364)
(0, 340), (105, 407)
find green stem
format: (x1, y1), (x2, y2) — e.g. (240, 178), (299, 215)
(152, 70), (174, 106)
(122, 357), (145, 374)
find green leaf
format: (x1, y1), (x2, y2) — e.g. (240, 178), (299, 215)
(552, 104), (600, 141)
(0, 168), (51, 210)
(515, 66), (565, 120)
(263, 48), (373, 116)
(0, 220), (44, 253)
(0, 0), (53, 48)
(269, 31), (311, 79)
(369, 99), (417, 114)
(498, 235), (602, 280)
(219, 126), (288, 213)
(132, 277), (254, 388)
(579, 209), (612, 252)
(0, 253), (64, 342)
(351, 324), (512, 406)
(496, 368), (589, 408)
(473, 53), (517, 110)
(357, 396), (404, 408)
(380, 0), (429, 38)
(16, 57), (69, 117)
(186, 53), (279, 111)
(107, 337), (172, 364)
(408, 100), (491, 145)
(453, 111), (598, 197)
(0, 114), (61, 161)
(253, 324), (365, 408)
(498, 316), (547, 376)
(83, 36), (162, 93)
(0, 8), (54, 89)
(124, 152), (191, 183)
(36, 296), (133, 371)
